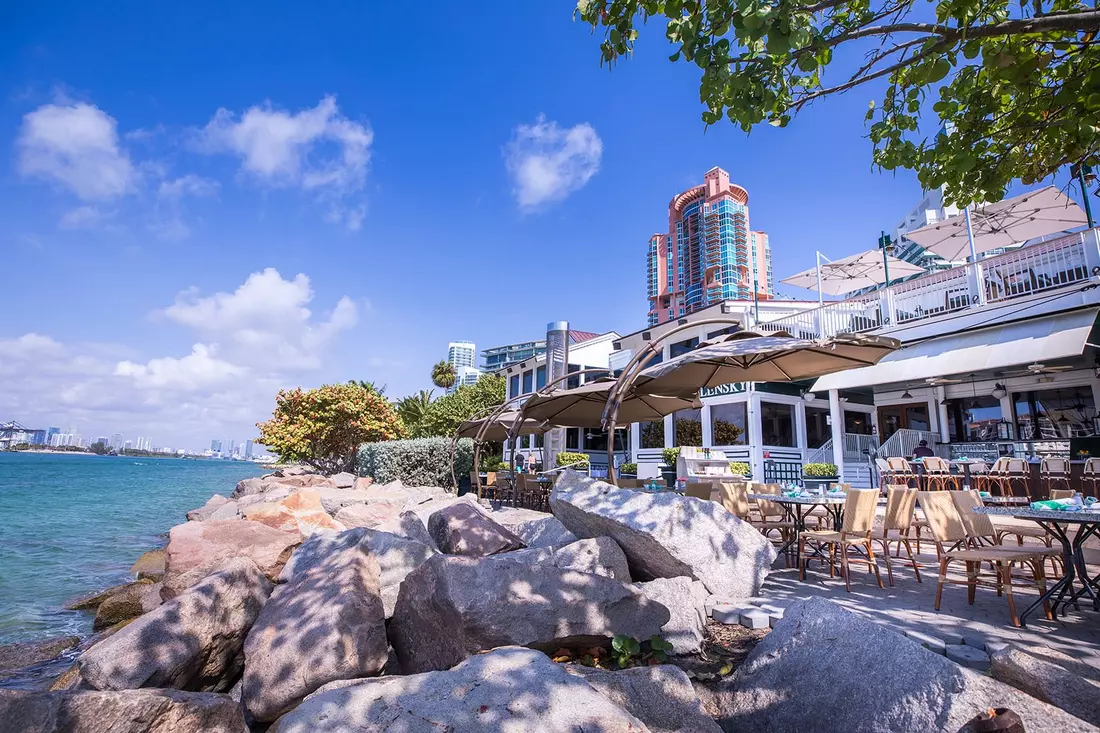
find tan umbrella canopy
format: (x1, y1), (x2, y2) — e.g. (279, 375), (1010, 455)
(522, 377), (702, 426)
(633, 331), (901, 397)
(457, 411), (549, 442)
(904, 186), (1087, 261)
(781, 249), (927, 295)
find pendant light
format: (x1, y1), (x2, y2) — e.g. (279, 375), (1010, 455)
(967, 374), (980, 410)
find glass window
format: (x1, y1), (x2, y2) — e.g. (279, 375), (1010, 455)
(567, 364), (580, 389)
(711, 402), (748, 445)
(584, 429), (608, 452)
(760, 401), (795, 447)
(673, 408), (703, 447)
(536, 365), (546, 390)
(640, 420), (665, 449)
(706, 325), (739, 340)
(805, 406), (831, 448)
(946, 396), (1002, 442)
(533, 433), (544, 448)
(844, 410), (873, 435)
(566, 428), (579, 450)
(1013, 387), (1097, 439)
(509, 374), (520, 399)
(670, 337), (699, 358)
(522, 371), (533, 394)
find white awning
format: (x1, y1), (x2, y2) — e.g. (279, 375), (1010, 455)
(811, 308), (1099, 392)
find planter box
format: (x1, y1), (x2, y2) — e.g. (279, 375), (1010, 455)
(803, 477), (839, 493)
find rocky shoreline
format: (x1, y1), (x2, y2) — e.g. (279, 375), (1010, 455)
(1, 466), (1096, 731)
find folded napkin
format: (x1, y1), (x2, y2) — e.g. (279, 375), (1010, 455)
(1030, 498), (1078, 511)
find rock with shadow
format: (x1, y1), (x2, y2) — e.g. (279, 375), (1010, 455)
(92, 580), (162, 630)
(990, 646), (1100, 728)
(506, 537), (632, 582)
(0, 688), (247, 733)
(243, 538), (388, 722)
(78, 558), (272, 692)
(389, 554), (670, 674)
(568, 664), (722, 733)
(634, 577), (708, 655)
(374, 510), (437, 548)
(0, 637), (80, 679)
(239, 488), (346, 536)
(333, 500), (405, 529)
(549, 470), (776, 598)
(130, 548), (166, 581)
(186, 494), (235, 521)
(488, 506), (579, 547)
(267, 646), (649, 732)
(428, 502), (527, 556)
(718, 596), (1097, 732)
(161, 519), (299, 599)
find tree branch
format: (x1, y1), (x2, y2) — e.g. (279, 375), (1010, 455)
(790, 39), (947, 109)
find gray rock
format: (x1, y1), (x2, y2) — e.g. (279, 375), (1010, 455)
(243, 542), (388, 722)
(314, 487), (377, 515)
(552, 536), (631, 581)
(739, 609), (770, 630)
(389, 554), (671, 674)
(550, 470), (776, 597)
(333, 500), (404, 528)
(373, 510), (436, 548)
(0, 637), (79, 677)
(636, 577), (708, 654)
(991, 647), (1100, 727)
(427, 502), (526, 556)
(130, 549), (166, 581)
(92, 581), (161, 630)
(721, 597), (1097, 733)
(278, 528), (365, 581)
(0, 688), (248, 733)
(79, 558), (272, 693)
(407, 492), (484, 527)
(328, 471), (356, 488)
(569, 665), (722, 733)
(267, 646), (647, 733)
(186, 494), (232, 521)
(946, 644), (991, 671)
(161, 519), (299, 599)
(490, 506), (579, 547)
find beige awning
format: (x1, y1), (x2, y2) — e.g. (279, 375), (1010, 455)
(457, 411), (549, 441)
(521, 378), (701, 427)
(810, 308), (1100, 392)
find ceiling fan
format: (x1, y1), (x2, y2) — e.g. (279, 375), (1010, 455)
(925, 376), (963, 385)
(1004, 363), (1075, 377)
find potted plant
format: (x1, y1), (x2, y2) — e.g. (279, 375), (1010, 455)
(803, 462), (839, 493)
(729, 461), (751, 478)
(661, 447), (680, 487)
(619, 462), (638, 478)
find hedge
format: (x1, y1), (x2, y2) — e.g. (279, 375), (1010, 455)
(556, 452), (590, 468)
(358, 437), (473, 489)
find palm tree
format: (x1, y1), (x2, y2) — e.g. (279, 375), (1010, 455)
(431, 360), (457, 390)
(348, 380), (386, 397)
(396, 389), (434, 433)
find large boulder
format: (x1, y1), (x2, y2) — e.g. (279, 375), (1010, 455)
(79, 559), (272, 693)
(635, 577), (708, 655)
(130, 549), (166, 581)
(328, 471), (356, 488)
(550, 471), (775, 597)
(568, 665), (722, 733)
(721, 597), (1096, 732)
(389, 554), (670, 674)
(0, 637), (79, 678)
(161, 519), (298, 599)
(92, 580), (161, 630)
(991, 646), (1100, 727)
(240, 489), (345, 536)
(427, 502), (526, 556)
(374, 510), (436, 547)
(0, 688), (247, 733)
(243, 541), (388, 722)
(490, 506), (579, 547)
(314, 488), (380, 515)
(407, 492), (482, 526)
(186, 495), (233, 521)
(267, 646), (648, 732)
(505, 537), (632, 581)
(333, 500), (404, 529)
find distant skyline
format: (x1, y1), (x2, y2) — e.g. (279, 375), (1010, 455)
(0, 3), (1085, 447)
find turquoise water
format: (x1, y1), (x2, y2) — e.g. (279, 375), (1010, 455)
(0, 452), (265, 646)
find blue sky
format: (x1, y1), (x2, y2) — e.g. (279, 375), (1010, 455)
(0, 1), (1082, 450)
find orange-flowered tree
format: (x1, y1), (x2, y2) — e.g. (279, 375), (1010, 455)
(256, 382), (405, 474)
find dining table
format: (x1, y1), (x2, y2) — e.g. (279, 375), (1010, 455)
(749, 493), (849, 567)
(973, 505), (1100, 627)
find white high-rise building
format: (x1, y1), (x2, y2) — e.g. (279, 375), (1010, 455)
(446, 341), (479, 394)
(891, 187), (961, 272)
(110, 433), (123, 448)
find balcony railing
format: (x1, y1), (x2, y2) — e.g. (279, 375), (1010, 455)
(759, 230), (1098, 340)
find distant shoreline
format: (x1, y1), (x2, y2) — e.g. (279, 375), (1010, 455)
(8, 450), (272, 465)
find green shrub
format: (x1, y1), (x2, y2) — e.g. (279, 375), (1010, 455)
(619, 462), (638, 475)
(729, 461), (751, 476)
(662, 447), (680, 467)
(358, 437), (473, 489)
(556, 452), (590, 468)
(803, 462), (839, 477)
(482, 454), (506, 472)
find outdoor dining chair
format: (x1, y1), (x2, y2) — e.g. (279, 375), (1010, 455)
(949, 491), (1059, 576)
(874, 486), (921, 586)
(1082, 457), (1100, 495)
(987, 457), (1030, 497)
(1049, 488), (1075, 500)
(1040, 457), (1072, 494)
(798, 488), (884, 592)
(717, 480), (752, 520)
(685, 481), (715, 501)
(916, 491), (1051, 627)
(965, 460), (992, 492)
(875, 458), (894, 490)
(886, 457), (917, 486)
(749, 483), (795, 545)
(922, 456), (959, 491)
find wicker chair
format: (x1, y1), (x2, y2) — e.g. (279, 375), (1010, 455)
(1049, 488), (1075, 500)
(750, 483), (795, 545)
(874, 486), (921, 585)
(965, 460), (992, 492)
(685, 481), (715, 501)
(922, 456), (959, 491)
(798, 488), (884, 592)
(917, 491), (1051, 627)
(717, 480), (752, 520)
(886, 457), (916, 486)
(949, 490), (1060, 576)
(1083, 458), (1100, 496)
(875, 458), (895, 490)
(1040, 457), (1072, 495)
(988, 457), (1031, 497)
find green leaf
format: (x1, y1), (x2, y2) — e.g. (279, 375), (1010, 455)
(719, 662), (734, 676)
(927, 58), (951, 84)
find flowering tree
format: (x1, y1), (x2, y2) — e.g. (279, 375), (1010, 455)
(256, 382), (405, 474)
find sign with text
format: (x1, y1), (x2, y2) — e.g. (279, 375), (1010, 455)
(699, 382), (748, 399)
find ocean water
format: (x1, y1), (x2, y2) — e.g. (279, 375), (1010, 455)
(0, 452), (266, 648)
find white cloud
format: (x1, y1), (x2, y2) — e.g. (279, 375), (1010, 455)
(115, 343), (245, 390)
(17, 101), (137, 201)
(158, 174), (219, 200)
(197, 95), (371, 228)
(59, 205), (111, 230)
(505, 115), (602, 210)
(151, 175), (219, 240)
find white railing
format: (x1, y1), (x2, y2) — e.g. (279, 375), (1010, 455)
(804, 440), (831, 465)
(762, 231), (1096, 339)
(843, 433), (879, 459)
(876, 428), (940, 458)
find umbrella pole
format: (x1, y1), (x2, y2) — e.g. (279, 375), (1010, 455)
(964, 206), (986, 305)
(815, 251), (824, 309)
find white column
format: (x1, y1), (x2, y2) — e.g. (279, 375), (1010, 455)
(795, 399), (807, 451)
(936, 386), (951, 444)
(630, 421), (640, 462)
(829, 389), (845, 481)
(748, 392), (763, 480)
(701, 404), (713, 448)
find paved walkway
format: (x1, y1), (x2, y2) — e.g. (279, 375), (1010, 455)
(759, 551), (1100, 676)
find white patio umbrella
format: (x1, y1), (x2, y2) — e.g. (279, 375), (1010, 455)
(903, 186), (1088, 262)
(782, 249), (926, 297)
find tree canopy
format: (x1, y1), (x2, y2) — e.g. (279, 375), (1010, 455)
(414, 374), (507, 438)
(431, 360), (457, 390)
(256, 382), (405, 474)
(576, 0), (1100, 205)
(395, 389), (435, 435)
